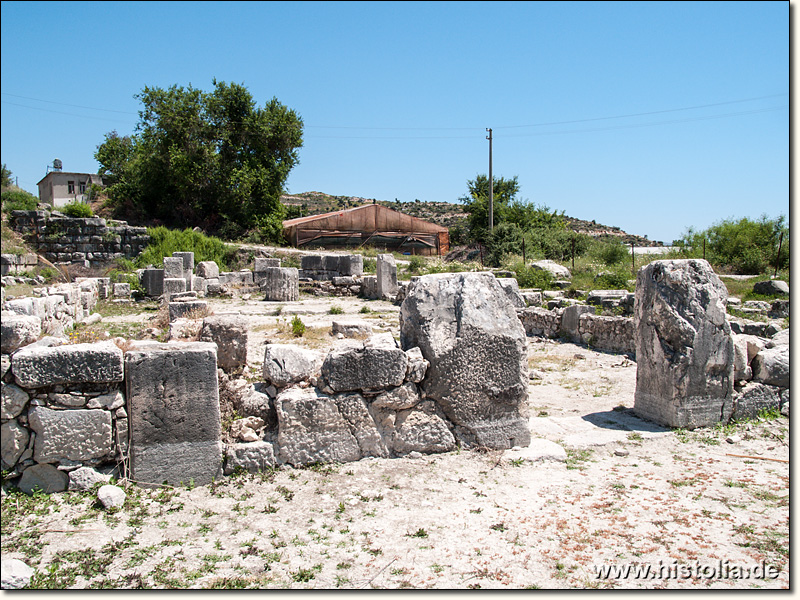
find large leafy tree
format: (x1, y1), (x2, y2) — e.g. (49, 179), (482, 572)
(95, 80), (303, 239)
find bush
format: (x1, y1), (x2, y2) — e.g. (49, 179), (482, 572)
(1, 189), (38, 213)
(61, 201), (94, 218)
(591, 240), (630, 266)
(137, 226), (234, 270)
(503, 256), (554, 289)
(291, 315), (306, 337)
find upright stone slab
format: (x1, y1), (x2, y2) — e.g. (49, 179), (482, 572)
(125, 342), (222, 487)
(400, 272), (530, 449)
(376, 254), (399, 299)
(163, 278), (187, 300)
(262, 267), (299, 302)
(633, 259), (734, 428)
(163, 256), (184, 280)
(141, 268), (165, 297)
(173, 252), (195, 291)
(254, 258), (281, 285)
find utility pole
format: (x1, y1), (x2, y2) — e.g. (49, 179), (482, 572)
(486, 128), (493, 232)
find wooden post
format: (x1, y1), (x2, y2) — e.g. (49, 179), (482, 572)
(572, 236), (576, 270)
(522, 237), (526, 265)
(631, 243), (635, 275)
(703, 238), (706, 261)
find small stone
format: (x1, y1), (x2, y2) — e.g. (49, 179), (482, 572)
(614, 448), (629, 457)
(1, 557), (34, 589)
(97, 484), (126, 510)
(725, 435), (742, 444)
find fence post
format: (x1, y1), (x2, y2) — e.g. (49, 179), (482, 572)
(774, 231), (784, 278)
(631, 243), (635, 275)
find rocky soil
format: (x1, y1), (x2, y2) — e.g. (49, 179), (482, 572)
(0, 294), (789, 589)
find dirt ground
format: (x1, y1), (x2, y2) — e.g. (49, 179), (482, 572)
(0, 293), (790, 589)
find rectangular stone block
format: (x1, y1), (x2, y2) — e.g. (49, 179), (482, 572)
(163, 278), (186, 299)
(173, 252), (194, 291)
(301, 255), (325, 271)
(28, 406), (114, 463)
(338, 255), (363, 277)
(141, 268), (164, 297)
(125, 341), (221, 486)
(168, 300), (208, 322)
(262, 267), (299, 302)
(195, 261), (219, 279)
(376, 254), (399, 299)
(163, 257), (184, 280)
(12, 341), (124, 388)
(254, 258), (280, 272)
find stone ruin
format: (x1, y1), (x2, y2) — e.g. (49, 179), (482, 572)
(0, 254), (790, 494)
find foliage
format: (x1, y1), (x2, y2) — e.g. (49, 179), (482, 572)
(60, 201), (94, 218)
(674, 214), (788, 274)
(291, 315), (306, 337)
(95, 80), (303, 238)
(502, 256), (555, 289)
(2, 189), (38, 213)
(1, 163), (12, 188)
(136, 226), (234, 270)
(590, 239), (630, 266)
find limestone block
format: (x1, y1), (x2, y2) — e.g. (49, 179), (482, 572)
(400, 272), (530, 449)
(376, 254), (399, 299)
(361, 275), (378, 300)
(113, 283), (131, 298)
(769, 328), (790, 347)
(1, 313), (41, 353)
(751, 346), (789, 388)
(263, 344), (324, 387)
(125, 341), (221, 486)
(163, 256), (184, 280)
(530, 259), (571, 280)
(262, 267), (299, 302)
(371, 381), (421, 410)
(1, 382), (29, 419)
(337, 255), (363, 277)
(224, 441), (277, 475)
(68, 466), (112, 491)
(331, 320), (373, 338)
(276, 386), (362, 466)
(254, 258), (280, 272)
(167, 299), (207, 322)
(172, 251), (195, 290)
(196, 261), (220, 279)
(559, 304), (596, 342)
(12, 341), (124, 388)
(404, 347), (429, 384)
(752, 279), (789, 296)
(391, 401), (456, 455)
(163, 277), (187, 299)
(520, 291), (543, 307)
(335, 393), (389, 458)
(199, 315), (248, 372)
(1, 420), (29, 469)
(192, 276), (207, 294)
(18, 463), (69, 494)
(28, 406), (113, 463)
(141, 268), (164, 297)
(496, 277), (526, 309)
(321, 334), (408, 392)
(730, 383), (782, 421)
(300, 255), (325, 272)
(633, 260), (733, 429)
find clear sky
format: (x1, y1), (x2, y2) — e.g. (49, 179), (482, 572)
(1, 1), (789, 245)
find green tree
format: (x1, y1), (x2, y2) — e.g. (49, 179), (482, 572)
(95, 80), (303, 241)
(1, 164), (12, 188)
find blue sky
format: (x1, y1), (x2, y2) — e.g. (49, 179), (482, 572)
(1, 1), (788, 244)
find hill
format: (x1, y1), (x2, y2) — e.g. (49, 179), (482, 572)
(280, 192), (662, 247)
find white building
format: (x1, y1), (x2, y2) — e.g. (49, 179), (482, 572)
(37, 170), (104, 208)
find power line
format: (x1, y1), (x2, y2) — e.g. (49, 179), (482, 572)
(1, 92), (138, 114)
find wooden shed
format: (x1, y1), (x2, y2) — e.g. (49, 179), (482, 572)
(283, 204), (449, 256)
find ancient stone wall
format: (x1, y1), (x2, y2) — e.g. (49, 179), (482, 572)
(9, 211), (149, 267)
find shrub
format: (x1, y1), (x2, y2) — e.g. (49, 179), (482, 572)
(1, 189), (38, 213)
(503, 256), (554, 289)
(61, 201), (94, 218)
(591, 240), (630, 266)
(291, 315), (306, 337)
(137, 226), (234, 270)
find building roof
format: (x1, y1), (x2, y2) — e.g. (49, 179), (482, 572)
(37, 171), (103, 186)
(283, 203), (448, 234)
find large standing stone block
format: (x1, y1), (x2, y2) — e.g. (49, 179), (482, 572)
(28, 406), (114, 463)
(559, 305), (595, 343)
(141, 268), (165, 297)
(163, 278), (187, 300)
(321, 333), (408, 392)
(1, 313), (41, 354)
(633, 259), (734, 429)
(338, 255), (364, 277)
(125, 342), (222, 487)
(163, 256), (184, 280)
(376, 254), (399, 299)
(173, 252), (194, 291)
(262, 267), (299, 302)
(12, 341), (124, 388)
(199, 315), (248, 372)
(400, 272), (530, 449)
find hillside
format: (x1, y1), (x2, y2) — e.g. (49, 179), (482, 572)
(280, 192), (662, 247)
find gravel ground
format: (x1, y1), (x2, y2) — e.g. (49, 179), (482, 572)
(0, 294), (789, 589)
